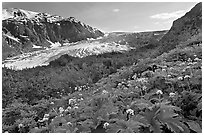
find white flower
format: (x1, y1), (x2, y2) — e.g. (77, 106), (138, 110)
(103, 122), (110, 129)
(73, 106), (79, 109)
(18, 123), (23, 128)
(102, 90), (108, 94)
(142, 86), (147, 90)
(118, 83), (122, 86)
(169, 92), (176, 98)
(67, 106), (72, 110)
(156, 90), (163, 95)
(59, 107), (64, 113)
(194, 58), (201, 61)
(178, 76), (183, 80)
(186, 66), (191, 69)
(44, 114), (49, 118)
(194, 54), (197, 57)
(126, 109), (134, 115)
(184, 75), (191, 79)
(132, 74), (137, 79)
(69, 98), (76, 104)
(137, 78), (148, 83)
(50, 102), (54, 105)
(42, 117), (49, 121)
(162, 69), (166, 71)
(67, 122), (72, 125)
(167, 74), (171, 77)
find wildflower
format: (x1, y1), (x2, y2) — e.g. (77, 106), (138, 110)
(67, 122), (72, 125)
(162, 69), (166, 72)
(103, 122), (110, 129)
(169, 92), (176, 98)
(137, 78), (148, 83)
(184, 75), (191, 79)
(187, 58), (192, 62)
(102, 90), (108, 94)
(132, 74), (137, 79)
(194, 58), (201, 61)
(42, 117), (49, 121)
(156, 90), (163, 95)
(18, 123), (23, 128)
(118, 83), (122, 86)
(69, 98), (76, 104)
(126, 109), (134, 115)
(50, 102), (54, 105)
(142, 86), (147, 90)
(59, 107), (64, 113)
(186, 66), (191, 69)
(44, 114), (49, 118)
(178, 76), (183, 80)
(167, 75), (171, 77)
(73, 106), (79, 109)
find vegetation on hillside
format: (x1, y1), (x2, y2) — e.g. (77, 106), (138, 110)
(2, 42), (202, 133)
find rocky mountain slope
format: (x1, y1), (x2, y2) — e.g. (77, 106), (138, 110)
(2, 8), (104, 59)
(158, 2), (202, 52)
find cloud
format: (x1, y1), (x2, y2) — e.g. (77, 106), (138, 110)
(133, 25), (139, 29)
(113, 9), (120, 12)
(150, 10), (186, 20)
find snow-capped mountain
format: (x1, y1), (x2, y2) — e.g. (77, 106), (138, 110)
(2, 8), (39, 20)
(2, 8), (167, 70)
(2, 8), (104, 59)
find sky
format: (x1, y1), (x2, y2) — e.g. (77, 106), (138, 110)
(2, 2), (197, 32)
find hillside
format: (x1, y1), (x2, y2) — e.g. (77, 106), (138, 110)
(2, 2), (202, 133)
(158, 2), (202, 53)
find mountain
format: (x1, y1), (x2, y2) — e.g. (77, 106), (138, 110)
(2, 8), (104, 59)
(158, 2), (202, 53)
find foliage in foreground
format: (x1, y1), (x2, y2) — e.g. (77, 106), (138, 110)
(2, 44), (202, 133)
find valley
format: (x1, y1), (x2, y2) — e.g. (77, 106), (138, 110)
(2, 2), (202, 133)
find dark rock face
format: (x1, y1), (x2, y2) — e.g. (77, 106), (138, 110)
(2, 8), (104, 59)
(159, 2), (202, 52)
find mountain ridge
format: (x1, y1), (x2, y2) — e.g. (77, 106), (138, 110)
(2, 8), (104, 59)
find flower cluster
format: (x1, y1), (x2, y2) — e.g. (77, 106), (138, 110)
(126, 109), (134, 115)
(156, 90), (163, 95)
(169, 92), (176, 98)
(136, 78), (148, 83)
(102, 90), (109, 95)
(59, 107), (64, 113)
(38, 114), (49, 122)
(103, 122), (109, 129)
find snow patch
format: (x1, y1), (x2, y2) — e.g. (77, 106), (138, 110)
(32, 44), (42, 48)
(4, 34), (20, 43)
(47, 40), (61, 48)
